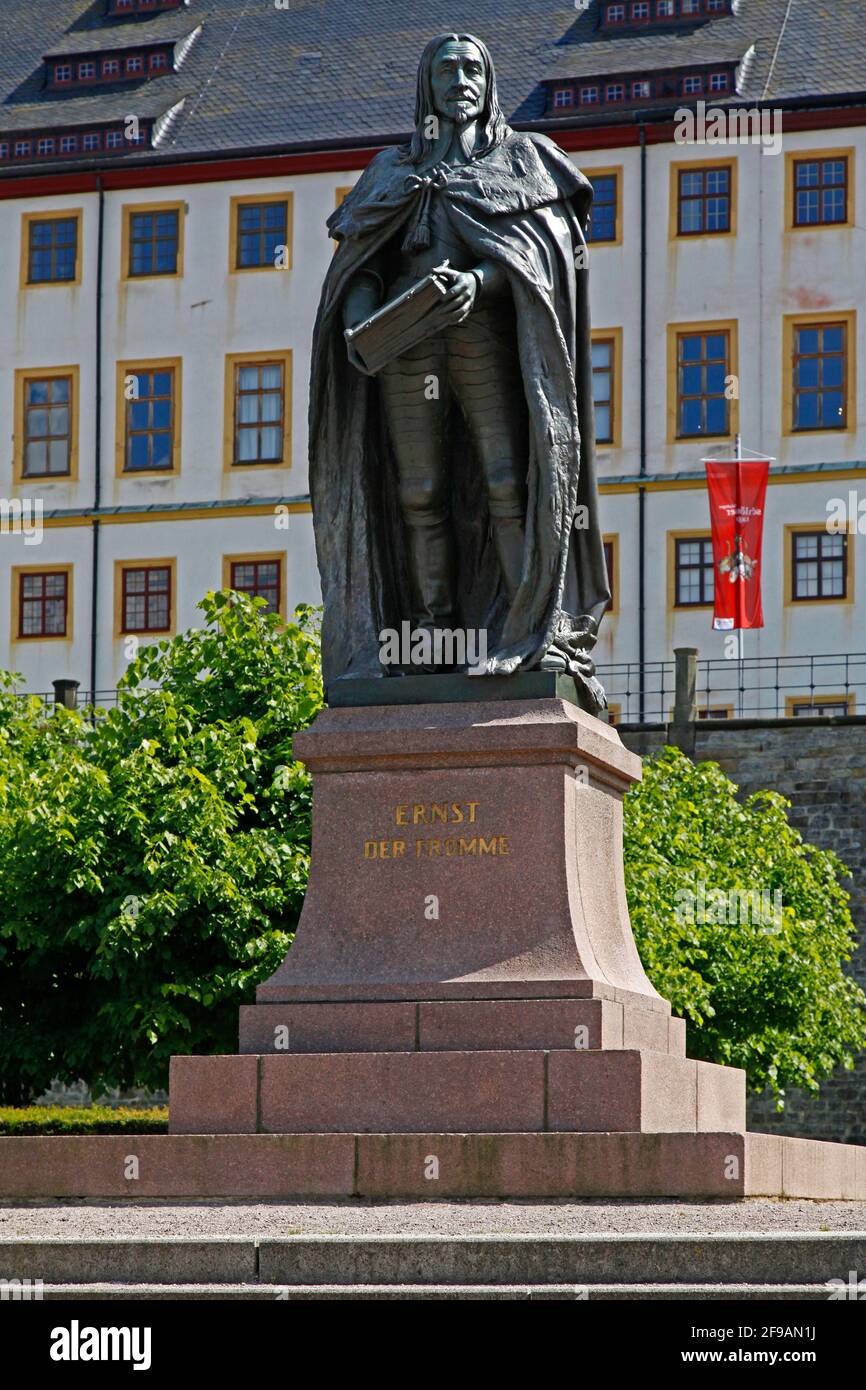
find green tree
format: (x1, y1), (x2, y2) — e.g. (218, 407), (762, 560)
(0, 592), (321, 1104)
(624, 746), (866, 1103)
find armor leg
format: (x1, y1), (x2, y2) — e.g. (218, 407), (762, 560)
(446, 306), (528, 600)
(379, 337), (455, 641)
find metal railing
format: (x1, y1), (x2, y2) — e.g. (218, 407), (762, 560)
(598, 652), (866, 725)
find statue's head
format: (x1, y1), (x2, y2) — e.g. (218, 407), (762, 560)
(409, 32), (508, 163)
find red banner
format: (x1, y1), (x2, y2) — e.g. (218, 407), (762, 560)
(704, 458), (770, 631)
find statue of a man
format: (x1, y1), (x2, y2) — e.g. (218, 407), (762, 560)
(309, 32), (610, 710)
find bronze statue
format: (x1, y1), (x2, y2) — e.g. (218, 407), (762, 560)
(309, 32), (610, 710)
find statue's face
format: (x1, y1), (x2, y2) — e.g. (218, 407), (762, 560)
(430, 40), (487, 125)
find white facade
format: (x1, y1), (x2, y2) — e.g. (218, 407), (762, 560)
(1, 117), (864, 716)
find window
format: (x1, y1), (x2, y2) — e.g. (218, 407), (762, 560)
(232, 199), (290, 269)
(0, 143), (7, 160)
(792, 156), (849, 227)
(674, 329), (731, 437)
(55, 64), (72, 82)
(592, 339), (615, 444)
(632, 80), (653, 99)
(706, 0), (726, 10)
(37, 138), (55, 156)
(120, 365), (178, 472)
(602, 536), (618, 614)
(631, 1), (650, 16)
(14, 141), (31, 158)
(789, 696), (854, 717)
(105, 131), (123, 148)
(21, 375), (73, 477)
(17, 571), (69, 638)
(791, 322), (848, 431)
(60, 136), (77, 154)
(227, 558), (283, 615)
(126, 206), (181, 277)
(674, 536), (714, 607)
(25, 215), (80, 284)
(697, 706), (733, 720)
(709, 72), (729, 91)
(606, 3), (626, 19)
(580, 86), (599, 105)
(677, 164), (732, 235)
(78, 62), (96, 80)
(103, 59), (121, 77)
(791, 531), (847, 601)
(682, 75), (703, 95)
(586, 172), (620, 243)
(126, 56), (144, 74)
(605, 84), (625, 102)
(83, 133), (101, 151)
(682, 0), (700, 10)
(149, 52), (168, 71)
(233, 362), (285, 464)
(553, 89), (574, 108)
(120, 565), (172, 633)
(657, 0), (675, 14)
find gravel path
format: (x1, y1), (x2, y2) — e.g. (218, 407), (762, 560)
(1, 1198), (864, 1239)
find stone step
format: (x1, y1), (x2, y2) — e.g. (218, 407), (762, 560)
(238, 997), (686, 1056)
(2, 1234), (863, 1287)
(0, 1131), (863, 1200)
(170, 1049), (743, 1135)
(31, 1281), (841, 1301)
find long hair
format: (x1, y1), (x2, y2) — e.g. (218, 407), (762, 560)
(406, 33), (510, 165)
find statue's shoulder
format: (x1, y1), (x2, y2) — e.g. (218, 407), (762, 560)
(340, 145), (408, 205)
(517, 131), (592, 197)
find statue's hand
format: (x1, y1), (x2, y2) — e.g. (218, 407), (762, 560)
(433, 266), (478, 326)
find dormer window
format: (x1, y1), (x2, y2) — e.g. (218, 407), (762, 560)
(554, 88), (574, 108)
(606, 83), (625, 102)
(631, 2), (650, 18)
(581, 86), (599, 104)
(78, 61), (96, 80)
(606, 3), (626, 21)
(632, 79), (653, 98)
(103, 58), (121, 77)
(149, 52), (168, 71)
(55, 64), (72, 83)
(37, 137), (55, 155)
(126, 56), (144, 74)
(682, 74), (703, 94)
(682, 0), (701, 11)
(709, 71), (729, 91)
(657, 0), (674, 14)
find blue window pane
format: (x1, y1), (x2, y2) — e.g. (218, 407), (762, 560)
(150, 433), (171, 468)
(239, 234), (260, 265)
(239, 206), (261, 230)
(132, 244), (154, 274)
(706, 335), (726, 359)
(264, 203), (286, 229)
(705, 169), (729, 194)
(681, 365), (703, 395)
(821, 391), (844, 426)
(680, 336), (702, 362)
(129, 434), (150, 469)
(823, 187), (845, 221)
(706, 197), (729, 231)
(796, 356), (819, 389)
(795, 393), (818, 429)
(129, 401), (150, 430)
(27, 381), (49, 404)
(822, 355), (843, 388)
(796, 190), (818, 223)
(796, 328), (819, 355)
(155, 243), (176, 272)
(796, 162), (819, 187)
(681, 399), (702, 435)
(680, 200), (703, 233)
(705, 362), (727, 394)
(156, 212), (177, 235)
(55, 248), (75, 280)
(706, 397), (727, 433)
(132, 213), (154, 238)
(151, 399), (171, 430)
(823, 160), (845, 185)
(152, 372), (171, 397)
(822, 326), (843, 353)
(595, 404), (611, 441)
(592, 176), (615, 202)
(31, 222), (54, 246)
(681, 172), (703, 197)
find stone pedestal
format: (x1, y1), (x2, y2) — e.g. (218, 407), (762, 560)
(161, 690), (866, 1200)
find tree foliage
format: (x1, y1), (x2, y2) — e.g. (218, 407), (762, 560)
(0, 592), (321, 1104)
(624, 746), (866, 1103)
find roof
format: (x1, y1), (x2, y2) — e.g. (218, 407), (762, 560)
(1, 0), (865, 173)
(43, 13), (200, 57)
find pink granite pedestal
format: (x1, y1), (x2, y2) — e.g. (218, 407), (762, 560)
(160, 696), (866, 1201)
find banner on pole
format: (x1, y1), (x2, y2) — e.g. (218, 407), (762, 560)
(704, 458), (770, 631)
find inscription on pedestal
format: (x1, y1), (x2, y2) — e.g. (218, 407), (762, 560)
(362, 800), (511, 860)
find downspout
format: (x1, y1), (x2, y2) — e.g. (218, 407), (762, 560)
(638, 124), (647, 722)
(89, 175), (104, 707)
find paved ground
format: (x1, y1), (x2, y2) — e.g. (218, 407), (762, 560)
(1, 1198), (864, 1239)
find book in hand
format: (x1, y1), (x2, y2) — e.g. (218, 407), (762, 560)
(344, 261), (452, 375)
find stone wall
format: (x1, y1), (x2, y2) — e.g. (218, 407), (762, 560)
(619, 716), (866, 1145)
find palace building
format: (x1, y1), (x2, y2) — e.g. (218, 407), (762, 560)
(1, 0), (865, 719)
